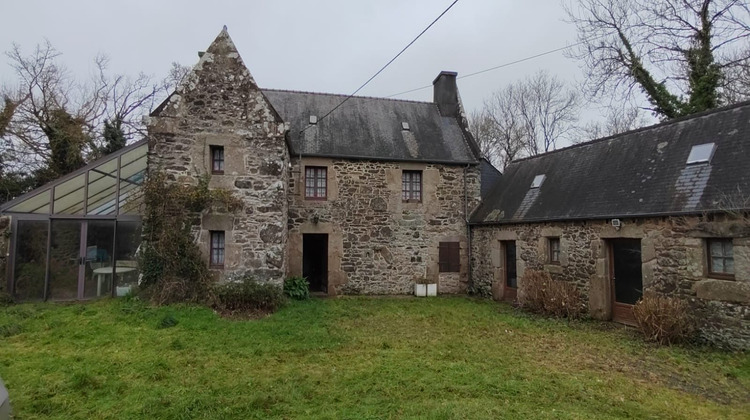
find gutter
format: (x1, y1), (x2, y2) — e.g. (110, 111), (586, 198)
(468, 208), (749, 227)
(289, 151), (478, 166)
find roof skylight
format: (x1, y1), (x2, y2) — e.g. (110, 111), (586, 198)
(401, 122), (410, 131)
(531, 174), (546, 189)
(309, 115), (318, 125)
(686, 143), (716, 164)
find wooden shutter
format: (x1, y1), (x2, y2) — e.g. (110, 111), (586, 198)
(439, 242), (460, 273)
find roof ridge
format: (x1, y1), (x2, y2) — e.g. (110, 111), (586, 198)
(511, 99), (750, 165)
(260, 87), (434, 105)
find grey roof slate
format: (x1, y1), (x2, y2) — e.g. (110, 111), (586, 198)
(479, 159), (502, 199)
(472, 101), (750, 224)
(262, 89), (478, 164)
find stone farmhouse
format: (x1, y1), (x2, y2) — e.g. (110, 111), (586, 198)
(0, 28), (748, 348)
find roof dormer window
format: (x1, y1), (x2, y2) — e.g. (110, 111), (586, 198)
(687, 143), (716, 164)
(531, 174), (546, 189)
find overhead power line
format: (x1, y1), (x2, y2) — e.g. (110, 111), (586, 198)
(387, 43), (583, 98)
(301, 0), (460, 133)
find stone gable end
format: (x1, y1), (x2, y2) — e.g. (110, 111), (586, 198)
(147, 27), (290, 284)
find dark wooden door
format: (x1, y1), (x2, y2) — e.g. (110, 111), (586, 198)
(303, 234), (328, 293)
(610, 239), (643, 325)
(502, 241), (517, 301)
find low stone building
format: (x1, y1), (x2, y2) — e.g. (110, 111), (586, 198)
(470, 104), (750, 348)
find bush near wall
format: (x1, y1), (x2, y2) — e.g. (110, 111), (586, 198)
(518, 269), (586, 319)
(633, 291), (695, 345)
(284, 276), (310, 300)
(213, 275), (287, 317)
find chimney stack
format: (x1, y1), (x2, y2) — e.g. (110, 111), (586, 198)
(433, 71), (459, 117)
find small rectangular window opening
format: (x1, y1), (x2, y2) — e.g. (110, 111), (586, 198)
(549, 237), (561, 263)
(401, 121), (410, 131)
(707, 238), (734, 278)
(210, 146), (225, 174)
(687, 143), (716, 164)
(305, 166), (327, 200)
(402, 170), (422, 202)
(531, 174), (546, 189)
(210, 231), (225, 268)
(309, 115), (318, 125)
(439, 242), (460, 273)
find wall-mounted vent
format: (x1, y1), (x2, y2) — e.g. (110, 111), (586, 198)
(401, 122), (410, 131)
(686, 143), (716, 164)
(309, 115), (318, 125)
(530, 174), (546, 189)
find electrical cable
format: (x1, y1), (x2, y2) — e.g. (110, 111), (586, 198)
(300, 0), (459, 133)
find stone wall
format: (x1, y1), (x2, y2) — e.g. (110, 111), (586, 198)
(471, 216), (750, 349)
(0, 216), (9, 294)
(287, 157), (480, 295)
(147, 28), (289, 284)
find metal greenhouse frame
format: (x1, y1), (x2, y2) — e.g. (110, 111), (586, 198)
(0, 140), (147, 301)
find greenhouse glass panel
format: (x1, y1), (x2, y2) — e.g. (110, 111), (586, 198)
(12, 220), (49, 301)
(48, 220), (83, 300)
(118, 144), (147, 215)
(87, 158), (119, 215)
(114, 221), (141, 296)
(7, 191), (50, 214)
(53, 174), (86, 215)
(83, 221), (115, 298)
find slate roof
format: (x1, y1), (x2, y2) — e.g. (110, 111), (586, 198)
(471, 101), (750, 224)
(262, 89), (479, 164)
(479, 158), (502, 199)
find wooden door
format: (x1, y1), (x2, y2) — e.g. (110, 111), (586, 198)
(610, 239), (643, 325)
(502, 241), (518, 301)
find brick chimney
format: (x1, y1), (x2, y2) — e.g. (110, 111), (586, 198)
(433, 71), (459, 117)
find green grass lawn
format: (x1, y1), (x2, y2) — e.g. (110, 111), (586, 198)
(0, 297), (748, 419)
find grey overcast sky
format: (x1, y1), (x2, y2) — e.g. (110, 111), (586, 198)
(0, 0), (587, 116)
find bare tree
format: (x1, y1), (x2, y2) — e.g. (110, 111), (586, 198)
(1, 40), (162, 180)
(516, 71), (580, 154)
(164, 62), (192, 93)
(580, 104), (651, 141)
(564, 0), (750, 119)
(722, 46), (750, 103)
(470, 71), (579, 169)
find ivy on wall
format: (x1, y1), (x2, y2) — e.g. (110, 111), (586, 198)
(139, 172), (242, 304)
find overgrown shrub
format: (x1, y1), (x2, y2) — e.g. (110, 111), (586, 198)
(518, 269), (586, 319)
(213, 276), (286, 314)
(284, 276), (310, 300)
(139, 172), (242, 305)
(633, 291), (695, 345)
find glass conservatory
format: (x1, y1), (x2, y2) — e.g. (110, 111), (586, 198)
(0, 140), (147, 301)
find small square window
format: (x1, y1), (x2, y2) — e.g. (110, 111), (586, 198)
(687, 143), (716, 164)
(305, 166), (327, 200)
(439, 242), (460, 273)
(402, 170), (422, 202)
(210, 231), (225, 268)
(210, 146), (225, 174)
(549, 237), (561, 263)
(531, 174), (546, 189)
(707, 238), (733, 278)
